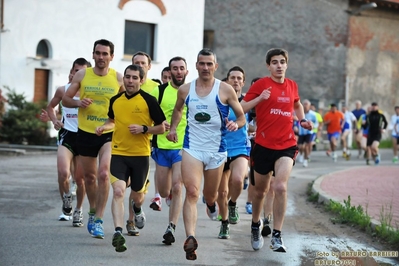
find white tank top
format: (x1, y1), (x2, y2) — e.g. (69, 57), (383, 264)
(61, 84), (79, 132)
(183, 78), (229, 152)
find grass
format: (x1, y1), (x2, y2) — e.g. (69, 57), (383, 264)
(307, 182), (399, 250)
(306, 181), (319, 202)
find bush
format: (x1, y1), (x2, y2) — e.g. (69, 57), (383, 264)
(0, 87), (51, 145)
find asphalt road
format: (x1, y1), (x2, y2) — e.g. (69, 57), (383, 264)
(0, 148), (398, 266)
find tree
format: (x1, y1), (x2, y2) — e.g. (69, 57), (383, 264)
(0, 87), (51, 145)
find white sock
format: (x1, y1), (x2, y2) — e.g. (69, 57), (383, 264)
(155, 193), (160, 198)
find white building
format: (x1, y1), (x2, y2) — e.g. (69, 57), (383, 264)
(0, 0), (205, 103)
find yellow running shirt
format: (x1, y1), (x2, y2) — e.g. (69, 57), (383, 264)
(78, 68), (120, 133)
(151, 83), (187, 149)
(141, 79), (159, 94)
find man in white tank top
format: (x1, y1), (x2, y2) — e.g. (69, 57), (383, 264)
(167, 49), (246, 261)
(46, 58), (91, 227)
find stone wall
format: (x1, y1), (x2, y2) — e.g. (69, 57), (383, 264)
(204, 0), (399, 116)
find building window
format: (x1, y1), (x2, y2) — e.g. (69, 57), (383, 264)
(203, 30), (214, 50)
(36, 40), (49, 58)
(124, 21), (155, 59)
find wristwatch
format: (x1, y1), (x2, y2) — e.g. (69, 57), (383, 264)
(142, 125), (148, 134)
(300, 119), (308, 123)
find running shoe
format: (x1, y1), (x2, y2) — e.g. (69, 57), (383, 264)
(72, 209), (84, 227)
(393, 156), (398, 164)
(217, 214), (222, 221)
(162, 224), (175, 245)
(297, 154), (304, 163)
(183, 235), (198, 261)
(134, 210), (146, 229)
(246, 202), (252, 214)
(92, 220), (104, 239)
(58, 213), (71, 221)
(228, 205), (240, 224)
(375, 154), (380, 165)
(366, 159), (371, 165)
(165, 194), (172, 207)
(149, 197), (162, 211)
(126, 220), (139, 236)
(261, 215), (272, 237)
(218, 222), (230, 239)
(303, 159), (308, 168)
(112, 231), (127, 252)
(62, 194), (73, 216)
(206, 203), (218, 221)
(326, 150), (331, 157)
(87, 212), (95, 235)
(270, 235), (287, 252)
(251, 219), (264, 251)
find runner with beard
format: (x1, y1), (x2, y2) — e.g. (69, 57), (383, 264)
(147, 57), (189, 245)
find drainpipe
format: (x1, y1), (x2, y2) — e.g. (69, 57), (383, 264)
(1, 0), (4, 30)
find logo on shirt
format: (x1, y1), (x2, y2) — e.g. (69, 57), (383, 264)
(277, 97), (290, 103)
(270, 109), (291, 117)
(194, 112), (211, 122)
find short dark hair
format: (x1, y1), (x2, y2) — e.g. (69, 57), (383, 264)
(132, 51), (152, 65)
(162, 67), (170, 73)
(227, 66), (245, 81)
(197, 48), (217, 63)
(330, 103), (337, 108)
(93, 39), (115, 55)
(251, 77), (261, 85)
(371, 102), (378, 106)
(124, 64), (144, 80)
(72, 58), (91, 69)
(266, 48), (289, 65)
(168, 56), (187, 68)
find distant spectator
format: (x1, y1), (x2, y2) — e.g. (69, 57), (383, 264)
(161, 66), (171, 84)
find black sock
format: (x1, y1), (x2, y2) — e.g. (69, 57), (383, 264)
(221, 219), (229, 225)
(170, 222), (176, 230)
(207, 203), (216, 213)
(115, 227), (123, 233)
(246, 201), (251, 205)
(273, 229), (281, 238)
(228, 200), (236, 207)
(133, 204), (141, 214)
(251, 220), (260, 228)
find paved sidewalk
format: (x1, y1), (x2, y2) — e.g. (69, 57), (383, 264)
(313, 162), (399, 228)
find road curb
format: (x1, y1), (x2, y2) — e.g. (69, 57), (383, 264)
(312, 170), (381, 230)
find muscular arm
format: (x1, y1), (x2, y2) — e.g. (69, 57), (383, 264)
(222, 83), (245, 129)
(240, 88), (271, 113)
(62, 70), (84, 108)
(169, 84), (189, 132)
(95, 118), (115, 136)
(166, 84), (189, 143)
(47, 86), (65, 130)
(294, 100), (313, 130)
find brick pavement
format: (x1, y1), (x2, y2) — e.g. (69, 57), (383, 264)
(314, 166), (399, 227)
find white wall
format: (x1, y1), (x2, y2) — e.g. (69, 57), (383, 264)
(0, 0), (204, 102)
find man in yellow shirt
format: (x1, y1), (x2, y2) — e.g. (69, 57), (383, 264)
(96, 64), (166, 252)
(62, 39), (124, 239)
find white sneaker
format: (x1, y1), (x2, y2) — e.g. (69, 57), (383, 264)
(298, 154), (304, 163)
(251, 219), (264, 251)
(303, 159), (308, 167)
(58, 213), (71, 221)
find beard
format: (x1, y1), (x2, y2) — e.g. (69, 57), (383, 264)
(172, 74), (186, 87)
